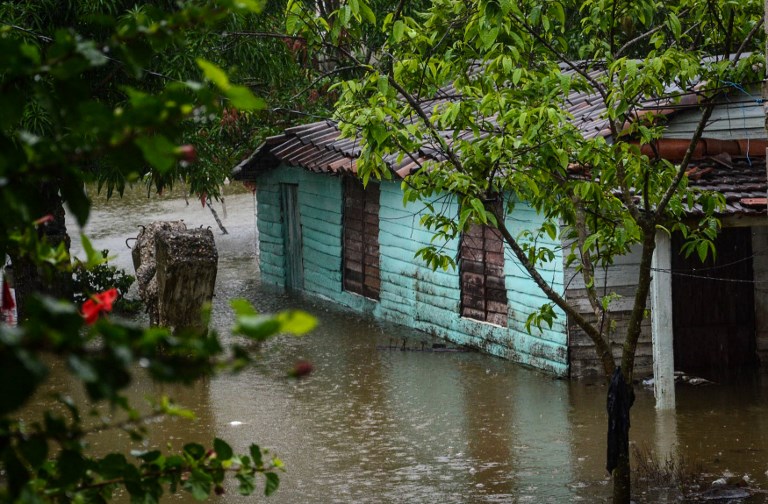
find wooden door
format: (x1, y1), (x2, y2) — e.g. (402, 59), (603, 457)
(280, 184), (304, 290)
(672, 228), (757, 379)
(343, 178), (380, 299)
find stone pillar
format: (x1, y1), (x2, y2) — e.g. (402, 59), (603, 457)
(651, 230), (675, 409)
(155, 228), (218, 334)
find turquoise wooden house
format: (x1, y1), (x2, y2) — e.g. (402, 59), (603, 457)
(234, 83), (768, 381)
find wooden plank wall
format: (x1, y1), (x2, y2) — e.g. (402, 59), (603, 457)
(256, 166), (379, 312)
(502, 204), (569, 371)
(563, 243), (653, 379)
(663, 93), (765, 141)
(256, 168), (570, 376)
(376, 185), (569, 376)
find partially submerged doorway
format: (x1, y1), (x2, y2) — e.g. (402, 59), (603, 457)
(671, 228), (758, 380)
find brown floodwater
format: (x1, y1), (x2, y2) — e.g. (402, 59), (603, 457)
(24, 184), (768, 502)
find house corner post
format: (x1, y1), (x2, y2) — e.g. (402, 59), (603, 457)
(650, 230), (676, 410)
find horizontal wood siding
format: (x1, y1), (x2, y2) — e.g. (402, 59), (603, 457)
(563, 243), (652, 379)
(503, 204), (568, 373)
(255, 170), (569, 377)
(664, 93), (765, 140)
(375, 185), (568, 376)
(255, 166), (378, 312)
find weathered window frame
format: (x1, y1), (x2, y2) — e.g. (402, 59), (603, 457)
(342, 177), (380, 300)
(459, 222), (508, 327)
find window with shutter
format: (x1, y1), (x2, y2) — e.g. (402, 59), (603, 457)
(343, 177), (380, 300)
(460, 223), (508, 326)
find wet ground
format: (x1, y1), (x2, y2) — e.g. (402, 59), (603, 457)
(38, 184), (768, 502)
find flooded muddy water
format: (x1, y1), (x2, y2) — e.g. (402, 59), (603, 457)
(43, 185), (768, 502)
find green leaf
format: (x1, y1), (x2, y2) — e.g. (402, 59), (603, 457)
(264, 472), (280, 496)
(183, 443), (206, 460)
(233, 315), (281, 341)
(249, 444), (263, 467)
(221, 0), (265, 13)
(0, 350), (47, 415)
(392, 20), (405, 42)
(19, 436), (48, 469)
(135, 135), (177, 173)
(230, 299), (258, 317)
(184, 469), (212, 500)
(225, 86), (265, 111)
(359, 2), (376, 24)
(68, 355), (97, 382)
(99, 454), (128, 479)
(196, 59), (231, 90)
(277, 310), (317, 334)
(214, 438), (233, 460)
(236, 473), (256, 495)
(58, 450), (86, 486)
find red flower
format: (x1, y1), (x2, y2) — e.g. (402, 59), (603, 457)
(176, 144), (197, 163)
(81, 288), (119, 325)
(288, 360), (313, 379)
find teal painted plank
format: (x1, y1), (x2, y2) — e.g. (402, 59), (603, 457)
(379, 290), (416, 313)
(380, 270), (416, 289)
(379, 232), (426, 253)
(379, 254), (421, 275)
(259, 240), (284, 255)
(509, 332), (568, 364)
(257, 220), (283, 235)
(335, 291), (376, 312)
(381, 281), (417, 302)
(303, 238), (341, 258)
(413, 302), (462, 326)
(304, 266), (341, 284)
(260, 260), (285, 278)
(260, 272), (282, 286)
(416, 266), (459, 293)
(299, 195), (342, 213)
(299, 178), (338, 194)
(303, 248), (341, 274)
(414, 280), (460, 301)
(302, 220), (343, 244)
(377, 308), (415, 328)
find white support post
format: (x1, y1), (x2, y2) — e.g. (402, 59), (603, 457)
(651, 230), (676, 410)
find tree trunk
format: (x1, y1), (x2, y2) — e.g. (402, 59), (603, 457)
(10, 183), (72, 320)
(607, 367), (635, 503)
(612, 447), (632, 503)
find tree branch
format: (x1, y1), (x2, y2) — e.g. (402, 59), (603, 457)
(492, 207), (616, 377)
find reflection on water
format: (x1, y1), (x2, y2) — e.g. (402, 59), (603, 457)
(38, 186), (768, 502)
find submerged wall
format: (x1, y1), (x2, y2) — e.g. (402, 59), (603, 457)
(255, 166), (569, 376)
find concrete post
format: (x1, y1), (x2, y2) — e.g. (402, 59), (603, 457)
(651, 230), (676, 409)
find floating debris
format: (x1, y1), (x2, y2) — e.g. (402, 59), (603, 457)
(640, 371), (715, 387)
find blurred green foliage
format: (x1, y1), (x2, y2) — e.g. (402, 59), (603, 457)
(0, 1), (319, 501)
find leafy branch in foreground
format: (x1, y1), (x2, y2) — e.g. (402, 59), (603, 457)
(1, 1), (322, 501)
(1, 293), (315, 502)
